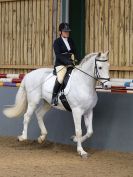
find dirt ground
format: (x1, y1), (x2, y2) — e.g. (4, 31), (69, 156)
(0, 136), (132, 177)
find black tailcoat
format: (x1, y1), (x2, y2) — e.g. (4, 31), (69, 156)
(53, 37), (80, 67)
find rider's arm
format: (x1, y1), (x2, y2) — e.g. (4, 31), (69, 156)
(70, 38), (81, 63)
(53, 41), (73, 66)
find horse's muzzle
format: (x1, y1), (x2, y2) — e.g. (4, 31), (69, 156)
(102, 80), (111, 89)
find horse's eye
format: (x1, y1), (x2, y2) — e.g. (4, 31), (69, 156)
(99, 67), (102, 69)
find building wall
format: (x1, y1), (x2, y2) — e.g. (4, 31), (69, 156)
(0, 0), (61, 73)
(85, 0), (133, 78)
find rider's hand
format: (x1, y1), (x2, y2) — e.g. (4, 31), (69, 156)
(71, 54), (75, 61)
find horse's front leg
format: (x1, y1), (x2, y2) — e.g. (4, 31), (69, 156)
(81, 109), (93, 142)
(72, 108), (88, 158)
(71, 109), (93, 143)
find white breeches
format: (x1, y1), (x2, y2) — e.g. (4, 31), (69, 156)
(56, 65), (67, 84)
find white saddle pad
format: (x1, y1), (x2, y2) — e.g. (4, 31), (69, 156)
(43, 71), (73, 95)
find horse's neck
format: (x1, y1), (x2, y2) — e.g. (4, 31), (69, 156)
(74, 58), (96, 90)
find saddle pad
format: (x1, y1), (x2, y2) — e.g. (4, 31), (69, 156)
(43, 70), (73, 95)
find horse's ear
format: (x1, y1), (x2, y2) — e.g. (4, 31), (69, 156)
(104, 51), (109, 58)
(97, 52), (101, 57)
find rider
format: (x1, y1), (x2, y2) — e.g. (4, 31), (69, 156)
(51, 22), (80, 106)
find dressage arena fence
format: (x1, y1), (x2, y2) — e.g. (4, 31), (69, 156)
(1, 73), (133, 93)
(0, 73), (24, 87)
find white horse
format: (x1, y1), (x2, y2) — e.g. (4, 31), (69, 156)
(3, 51), (110, 158)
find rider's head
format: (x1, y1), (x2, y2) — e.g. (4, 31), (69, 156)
(59, 23), (71, 38)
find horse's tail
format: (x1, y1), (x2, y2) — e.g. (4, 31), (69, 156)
(3, 78), (27, 118)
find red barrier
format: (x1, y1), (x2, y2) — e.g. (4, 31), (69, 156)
(12, 78), (22, 83)
(19, 74), (25, 79)
(0, 74), (7, 78)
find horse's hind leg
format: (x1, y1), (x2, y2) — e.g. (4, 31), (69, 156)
(35, 101), (51, 144)
(18, 102), (36, 141)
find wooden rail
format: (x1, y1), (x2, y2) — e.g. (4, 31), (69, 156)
(110, 66), (133, 71)
(0, 65), (53, 69)
(1, 65), (133, 72)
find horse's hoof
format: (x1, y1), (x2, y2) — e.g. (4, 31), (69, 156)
(81, 153), (88, 159)
(70, 135), (77, 142)
(38, 136), (45, 144)
(77, 150), (89, 159)
(17, 136), (27, 142)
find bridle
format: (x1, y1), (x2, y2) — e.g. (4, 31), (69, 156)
(94, 58), (110, 85)
(74, 56), (110, 86)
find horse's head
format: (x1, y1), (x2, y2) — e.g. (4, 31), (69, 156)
(94, 51), (111, 89)
(78, 51), (111, 89)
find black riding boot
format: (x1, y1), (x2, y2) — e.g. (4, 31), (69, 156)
(51, 79), (61, 106)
